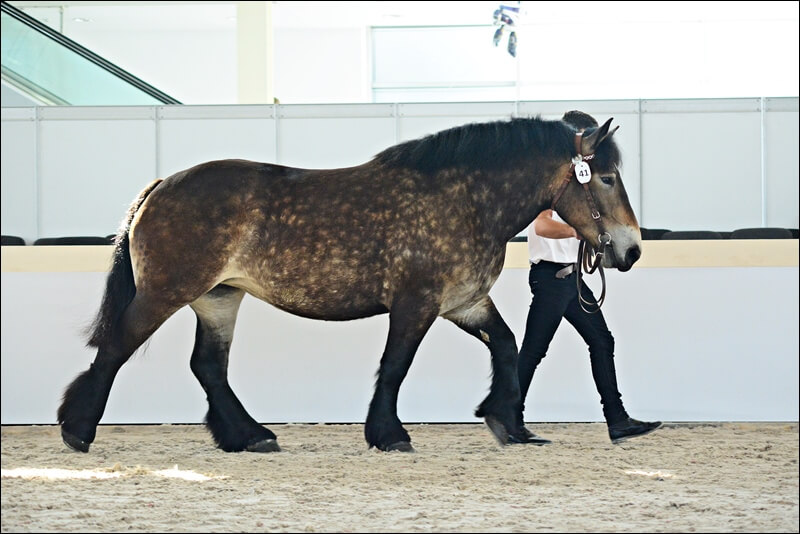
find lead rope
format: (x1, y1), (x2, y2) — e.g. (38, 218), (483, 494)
(576, 233), (610, 313)
(551, 131), (611, 314)
(576, 173), (610, 313)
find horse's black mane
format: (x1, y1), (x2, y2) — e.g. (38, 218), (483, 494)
(374, 116), (575, 174)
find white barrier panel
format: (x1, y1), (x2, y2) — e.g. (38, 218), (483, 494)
(2, 242), (797, 424)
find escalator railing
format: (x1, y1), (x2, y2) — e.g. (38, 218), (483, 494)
(1, 1), (181, 105)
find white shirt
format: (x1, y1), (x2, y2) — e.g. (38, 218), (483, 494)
(528, 211), (580, 264)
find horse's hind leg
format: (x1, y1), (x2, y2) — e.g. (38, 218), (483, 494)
(58, 294), (179, 452)
(444, 296), (523, 445)
(365, 294), (438, 452)
(190, 285), (279, 453)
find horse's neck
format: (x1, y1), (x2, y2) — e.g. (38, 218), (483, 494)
(469, 166), (563, 243)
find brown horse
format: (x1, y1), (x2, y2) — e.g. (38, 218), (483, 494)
(57, 111), (641, 453)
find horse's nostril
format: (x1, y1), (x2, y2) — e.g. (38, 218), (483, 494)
(627, 245), (641, 265)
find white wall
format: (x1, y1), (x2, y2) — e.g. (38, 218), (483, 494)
(2, 99), (798, 244)
(0, 108), (37, 239)
(8, 2), (799, 105)
(764, 99), (800, 227)
(274, 27), (369, 104)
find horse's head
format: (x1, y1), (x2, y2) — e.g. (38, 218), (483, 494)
(554, 112), (641, 272)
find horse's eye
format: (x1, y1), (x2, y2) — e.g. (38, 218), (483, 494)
(600, 176), (615, 186)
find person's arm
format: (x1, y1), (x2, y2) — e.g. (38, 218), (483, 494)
(532, 209), (580, 240)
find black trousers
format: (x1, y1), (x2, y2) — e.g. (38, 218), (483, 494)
(517, 261), (627, 425)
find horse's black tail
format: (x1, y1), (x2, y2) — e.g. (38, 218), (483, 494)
(86, 179), (163, 349)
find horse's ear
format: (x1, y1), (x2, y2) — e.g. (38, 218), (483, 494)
(581, 118), (619, 155)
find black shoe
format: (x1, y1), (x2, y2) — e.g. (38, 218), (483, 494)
(608, 417), (662, 444)
(508, 426), (552, 445)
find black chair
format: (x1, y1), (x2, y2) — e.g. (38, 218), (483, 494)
(661, 230), (723, 240)
(1, 235), (26, 246)
(33, 236), (115, 245)
(730, 227), (793, 239)
(640, 227), (671, 240)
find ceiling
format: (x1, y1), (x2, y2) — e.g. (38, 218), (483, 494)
(7, 1), (499, 30)
(7, 1), (798, 32)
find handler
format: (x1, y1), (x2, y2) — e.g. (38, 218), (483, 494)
(515, 111), (662, 445)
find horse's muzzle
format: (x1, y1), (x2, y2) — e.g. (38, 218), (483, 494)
(603, 243), (641, 272)
(626, 244), (642, 266)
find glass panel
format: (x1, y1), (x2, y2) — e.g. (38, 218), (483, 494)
(1, 8), (173, 105)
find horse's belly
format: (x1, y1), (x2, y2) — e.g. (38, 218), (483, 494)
(220, 275), (387, 321)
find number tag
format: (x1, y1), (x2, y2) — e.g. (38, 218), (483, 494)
(574, 161), (592, 184)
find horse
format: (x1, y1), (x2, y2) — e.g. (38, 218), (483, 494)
(57, 111), (641, 453)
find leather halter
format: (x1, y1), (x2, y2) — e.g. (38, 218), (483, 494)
(550, 131), (611, 313)
(551, 132), (602, 222)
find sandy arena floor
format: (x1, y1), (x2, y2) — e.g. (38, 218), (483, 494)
(1, 422), (798, 532)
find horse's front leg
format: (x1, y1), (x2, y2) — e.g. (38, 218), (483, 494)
(445, 296), (525, 445)
(365, 294), (438, 452)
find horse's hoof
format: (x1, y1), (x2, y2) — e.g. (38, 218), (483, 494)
(246, 438), (281, 453)
(385, 441), (415, 453)
(508, 427), (552, 446)
(61, 429), (90, 453)
(483, 415), (510, 446)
